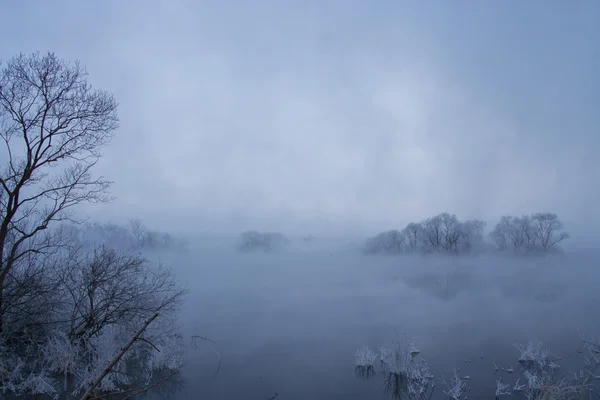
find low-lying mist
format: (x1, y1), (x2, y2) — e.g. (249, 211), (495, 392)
(160, 237), (600, 399)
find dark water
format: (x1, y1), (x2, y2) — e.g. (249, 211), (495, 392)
(148, 245), (600, 400)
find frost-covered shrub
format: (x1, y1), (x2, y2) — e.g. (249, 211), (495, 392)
(355, 336), (599, 399)
(237, 230), (290, 253)
(355, 345), (377, 367)
(0, 245), (186, 398)
(355, 345), (377, 379)
(440, 368), (470, 400)
(516, 341), (560, 372)
(499, 340), (595, 400)
(355, 336), (433, 399)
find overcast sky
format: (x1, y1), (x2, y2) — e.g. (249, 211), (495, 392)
(1, 1), (599, 238)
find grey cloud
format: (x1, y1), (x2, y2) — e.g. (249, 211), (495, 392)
(2, 0), (599, 238)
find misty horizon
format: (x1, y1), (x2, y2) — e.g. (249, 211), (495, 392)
(2, 1), (600, 399)
(3, 1), (599, 241)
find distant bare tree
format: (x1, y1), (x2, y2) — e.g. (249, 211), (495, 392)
(364, 230), (406, 254)
(490, 215), (531, 253)
(0, 52), (118, 333)
(237, 231), (290, 253)
(402, 222), (422, 252)
(531, 212), (569, 251)
(457, 219), (486, 253)
(438, 212), (461, 252)
(489, 216), (512, 251)
(129, 218), (147, 248)
(490, 213), (568, 253)
(513, 215), (537, 251)
(421, 214), (443, 252)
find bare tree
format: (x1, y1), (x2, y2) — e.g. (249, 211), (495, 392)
(489, 213), (569, 254)
(490, 216), (512, 251)
(364, 230), (406, 254)
(26, 244), (187, 398)
(457, 218), (486, 253)
(438, 212), (460, 252)
(402, 222), (422, 252)
(0, 52), (118, 333)
(419, 213), (463, 253)
(421, 214), (444, 252)
(512, 215), (533, 251)
(58, 245), (184, 342)
(129, 218), (147, 248)
(490, 215), (533, 253)
(531, 212), (569, 251)
(237, 231), (290, 253)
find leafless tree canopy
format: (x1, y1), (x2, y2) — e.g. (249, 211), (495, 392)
(364, 213), (487, 255)
(0, 53), (186, 399)
(237, 230), (290, 252)
(489, 213), (569, 253)
(0, 52), (118, 332)
(59, 245), (184, 342)
(364, 212), (569, 256)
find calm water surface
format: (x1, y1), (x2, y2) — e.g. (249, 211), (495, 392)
(149, 246), (600, 400)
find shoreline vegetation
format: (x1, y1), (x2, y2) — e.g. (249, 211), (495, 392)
(355, 334), (600, 400)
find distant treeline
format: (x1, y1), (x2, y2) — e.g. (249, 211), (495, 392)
(65, 219), (189, 252)
(237, 230), (290, 252)
(364, 212), (569, 255)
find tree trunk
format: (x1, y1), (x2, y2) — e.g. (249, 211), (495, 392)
(0, 279), (4, 335)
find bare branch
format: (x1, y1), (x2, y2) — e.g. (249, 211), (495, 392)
(0, 52), (118, 332)
(136, 336), (160, 353)
(79, 312), (158, 400)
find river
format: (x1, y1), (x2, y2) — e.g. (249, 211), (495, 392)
(148, 243), (600, 400)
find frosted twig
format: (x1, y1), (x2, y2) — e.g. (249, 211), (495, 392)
(136, 337), (160, 352)
(191, 334), (217, 347)
(440, 368), (469, 400)
(512, 379), (525, 391)
(495, 378), (512, 398)
(191, 334), (221, 380)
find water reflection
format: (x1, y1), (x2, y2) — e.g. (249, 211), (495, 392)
(170, 250), (600, 399)
(134, 371), (186, 400)
(354, 337), (435, 400)
(354, 365), (376, 380)
(500, 278), (565, 303)
(402, 271), (474, 300)
(382, 371), (435, 400)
